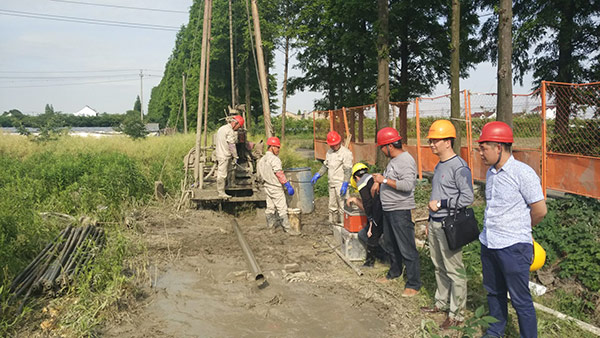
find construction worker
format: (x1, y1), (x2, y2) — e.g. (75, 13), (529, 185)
(346, 162), (386, 267)
(477, 121), (547, 338)
(310, 131), (353, 225)
(256, 136), (299, 235)
(372, 127), (421, 297)
(214, 115), (244, 198)
(420, 120), (473, 329)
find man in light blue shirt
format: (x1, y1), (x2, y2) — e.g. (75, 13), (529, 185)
(477, 121), (547, 338)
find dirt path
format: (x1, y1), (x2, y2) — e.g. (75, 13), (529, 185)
(103, 198), (439, 337)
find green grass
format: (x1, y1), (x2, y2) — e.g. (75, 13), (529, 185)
(414, 182), (600, 337)
(0, 132), (194, 336)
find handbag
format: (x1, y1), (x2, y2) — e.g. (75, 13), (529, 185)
(441, 166), (479, 250)
(442, 204), (479, 250)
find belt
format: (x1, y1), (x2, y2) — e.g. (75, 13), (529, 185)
(430, 216), (445, 222)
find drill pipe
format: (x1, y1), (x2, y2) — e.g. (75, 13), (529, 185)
(230, 220), (264, 281)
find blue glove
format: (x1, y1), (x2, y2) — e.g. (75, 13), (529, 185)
(311, 173), (321, 185)
(340, 182), (349, 196)
(284, 182), (295, 195)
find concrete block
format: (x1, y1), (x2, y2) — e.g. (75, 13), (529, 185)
(340, 227), (366, 262)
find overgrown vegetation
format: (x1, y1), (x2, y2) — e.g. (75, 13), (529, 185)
(414, 181), (600, 336)
(0, 132), (193, 336)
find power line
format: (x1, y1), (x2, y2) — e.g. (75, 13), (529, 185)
(0, 69), (148, 74)
(0, 73), (162, 80)
(0, 77), (163, 89)
(0, 9), (180, 31)
(49, 0), (188, 14)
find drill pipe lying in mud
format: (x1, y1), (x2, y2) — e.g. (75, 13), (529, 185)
(231, 219), (264, 281)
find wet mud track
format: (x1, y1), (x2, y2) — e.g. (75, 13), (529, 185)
(104, 198), (430, 337)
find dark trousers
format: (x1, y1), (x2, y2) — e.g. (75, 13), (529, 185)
(383, 209), (421, 290)
(481, 243), (536, 338)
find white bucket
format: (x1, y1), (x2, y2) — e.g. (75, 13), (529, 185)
(287, 208), (302, 233)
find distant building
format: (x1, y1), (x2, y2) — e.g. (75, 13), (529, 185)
(74, 105), (99, 117)
(145, 123), (160, 136)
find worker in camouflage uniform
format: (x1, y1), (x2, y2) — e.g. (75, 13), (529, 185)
(257, 137), (299, 235)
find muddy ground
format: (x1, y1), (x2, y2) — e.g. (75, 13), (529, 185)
(103, 197), (445, 338)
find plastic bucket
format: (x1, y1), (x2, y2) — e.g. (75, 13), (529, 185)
(288, 208), (302, 233)
(284, 167), (314, 213)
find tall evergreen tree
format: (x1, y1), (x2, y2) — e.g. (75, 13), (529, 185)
(147, 0), (280, 131)
(480, 0), (600, 134)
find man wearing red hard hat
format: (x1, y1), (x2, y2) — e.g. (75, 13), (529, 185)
(372, 127), (421, 298)
(214, 115), (244, 198)
(257, 136), (299, 235)
(311, 130), (354, 225)
(477, 121), (547, 338)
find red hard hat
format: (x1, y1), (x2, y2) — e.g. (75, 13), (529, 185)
(267, 136), (281, 147)
(232, 115), (245, 127)
(476, 121), (514, 143)
(326, 131), (342, 146)
(377, 127), (402, 146)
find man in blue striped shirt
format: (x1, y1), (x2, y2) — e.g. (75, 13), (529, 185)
(477, 121), (547, 338)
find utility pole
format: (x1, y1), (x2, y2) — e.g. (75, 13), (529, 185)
(194, 0), (212, 187)
(182, 72), (187, 134)
(139, 69), (144, 121)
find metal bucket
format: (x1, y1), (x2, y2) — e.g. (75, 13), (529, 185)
(284, 167), (314, 214)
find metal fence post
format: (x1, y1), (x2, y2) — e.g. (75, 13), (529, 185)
(541, 81), (548, 198)
(415, 97), (423, 180)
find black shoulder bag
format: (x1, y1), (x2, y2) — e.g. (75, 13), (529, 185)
(441, 166), (479, 251)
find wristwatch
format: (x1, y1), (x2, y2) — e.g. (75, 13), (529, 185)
(382, 178), (388, 185)
(436, 201), (441, 208)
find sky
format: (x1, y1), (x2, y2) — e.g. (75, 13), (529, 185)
(0, 0), (533, 116)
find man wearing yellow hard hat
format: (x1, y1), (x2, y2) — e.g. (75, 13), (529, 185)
(421, 120), (474, 330)
(345, 163), (386, 267)
(477, 121), (547, 338)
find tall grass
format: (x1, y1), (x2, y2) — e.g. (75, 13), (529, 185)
(0, 133), (195, 335)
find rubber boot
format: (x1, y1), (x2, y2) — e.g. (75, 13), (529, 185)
(281, 215), (300, 236)
(328, 211), (337, 225)
(363, 247), (376, 268)
(337, 209), (344, 226)
(266, 213), (278, 228)
(216, 178), (231, 199)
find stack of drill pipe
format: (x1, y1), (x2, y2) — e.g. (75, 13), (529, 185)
(9, 225), (106, 298)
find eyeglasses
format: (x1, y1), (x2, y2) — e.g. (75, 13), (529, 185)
(428, 139), (445, 145)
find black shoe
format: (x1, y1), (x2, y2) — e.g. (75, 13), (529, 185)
(363, 256), (375, 268)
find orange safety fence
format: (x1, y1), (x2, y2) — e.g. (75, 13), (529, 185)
(542, 81), (600, 198)
(312, 81), (600, 200)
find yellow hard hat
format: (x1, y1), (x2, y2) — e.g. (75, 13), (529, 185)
(350, 162), (369, 189)
(427, 120), (456, 139)
(530, 241), (546, 271)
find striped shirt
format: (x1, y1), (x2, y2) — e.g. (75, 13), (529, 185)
(479, 156), (545, 249)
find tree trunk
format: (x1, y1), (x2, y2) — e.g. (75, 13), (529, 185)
(281, 35), (290, 140)
(182, 72), (187, 134)
(497, 0), (513, 127)
(245, 58), (251, 129)
(229, 0), (236, 107)
(555, 1), (575, 138)
(376, 0), (390, 169)
(450, 0), (461, 154)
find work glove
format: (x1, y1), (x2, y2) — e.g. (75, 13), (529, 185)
(310, 173), (321, 185)
(284, 182), (295, 196)
(340, 181), (349, 196)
